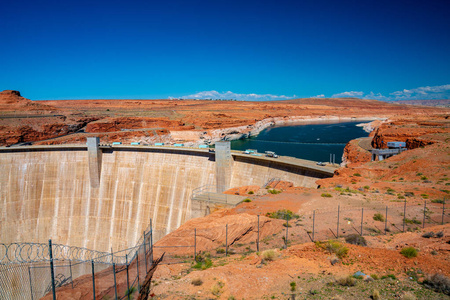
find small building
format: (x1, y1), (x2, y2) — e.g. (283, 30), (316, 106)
(370, 141), (407, 161)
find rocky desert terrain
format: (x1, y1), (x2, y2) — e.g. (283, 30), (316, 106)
(2, 90), (450, 299)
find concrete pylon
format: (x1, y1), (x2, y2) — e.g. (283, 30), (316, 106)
(215, 141), (232, 193)
(86, 137), (102, 188)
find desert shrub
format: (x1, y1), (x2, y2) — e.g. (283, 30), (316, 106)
(290, 281), (296, 291)
(125, 286), (137, 297)
(353, 173), (361, 177)
(371, 274), (379, 280)
(404, 218), (421, 225)
(248, 190), (254, 194)
(401, 291), (416, 300)
(267, 189), (281, 194)
(345, 234), (367, 246)
(436, 231), (444, 238)
(321, 193), (332, 197)
(421, 176), (428, 180)
(191, 278), (203, 286)
(373, 213), (385, 222)
(400, 247), (418, 258)
(243, 198), (252, 202)
(266, 209), (299, 220)
(336, 276), (357, 286)
(387, 188), (395, 192)
(432, 199), (445, 204)
(193, 252), (213, 270)
(423, 273), (450, 295)
(216, 248), (225, 254)
(404, 192), (415, 197)
(372, 289), (381, 300)
(422, 232), (435, 238)
(421, 193), (429, 199)
(262, 249), (277, 261)
(381, 274), (396, 280)
(363, 185), (370, 190)
(317, 240), (348, 259)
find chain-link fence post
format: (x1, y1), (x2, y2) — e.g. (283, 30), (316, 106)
(113, 262), (118, 300)
(423, 201), (427, 229)
(150, 218), (153, 265)
(337, 204), (340, 238)
(28, 266), (34, 300)
(126, 254), (130, 300)
(385, 206), (388, 234)
(48, 239), (56, 300)
(443, 198), (446, 225)
(312, 210), (315, 242)
(137, 251), (140, 292)
(194, 229), (197, 262)
(225, 224), (228, 256)
(257, 215), (260, 252)
(69, 260), (74, 288)
(91, 260), (96, 300)
(360, 208), (364, 236)
(143, 231), (148, 273)
(403, 199), (407, 232)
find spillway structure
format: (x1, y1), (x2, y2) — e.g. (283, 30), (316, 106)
(0, 139), (334, 253)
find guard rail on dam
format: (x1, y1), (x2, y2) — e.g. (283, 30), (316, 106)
(0, 142), (336, 255)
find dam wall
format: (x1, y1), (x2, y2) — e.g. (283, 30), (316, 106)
(0, 145), (333, 253)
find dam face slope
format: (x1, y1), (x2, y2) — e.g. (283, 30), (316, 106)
(0, 146), (331, 253)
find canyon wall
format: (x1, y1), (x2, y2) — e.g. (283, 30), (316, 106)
(0, 146), (330, 253)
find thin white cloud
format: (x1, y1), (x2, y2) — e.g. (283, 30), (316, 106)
(170, 84), (450, 102)
(170, 90), (297, 101)
(331, 91), (364, 98)
(389, 84), (450, 100)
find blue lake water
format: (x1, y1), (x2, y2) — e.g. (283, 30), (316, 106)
(230, 121), (369, 164)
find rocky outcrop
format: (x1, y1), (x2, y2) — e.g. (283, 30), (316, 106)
(154, 210), (283, 255)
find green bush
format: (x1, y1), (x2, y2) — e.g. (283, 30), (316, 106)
(290, 281), (296, 291)
(268, 189), (281, 194)
(336, 276), (357, 286)
(248, 190), (254, 194)
(262, 249), (277, 261)
(345, 234), (367, 246)
(381, 274), (396, 280)
(363, 185), (370, 190)
(424, 273), (450, 295)
(353, 173), (361, 177)
(321, 193), (332, 197)
(400, 247), (418, 258)
(191, 278), (203, 286)
(317, 240), (348, 259)
(404, 218), (421, 225)
(243, 198), (252, 203)
(432, 199), (445, 204)
(372, 289), (381, 300)
(266, 209), (299, 220)
(373, 213), (385, 222)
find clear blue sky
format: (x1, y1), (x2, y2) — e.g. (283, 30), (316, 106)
(1, 0), (449, 101)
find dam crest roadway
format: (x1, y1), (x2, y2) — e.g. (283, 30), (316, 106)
(0, 141), (336, 254)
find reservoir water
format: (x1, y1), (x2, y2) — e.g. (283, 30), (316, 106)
(230, 121), (369, 164)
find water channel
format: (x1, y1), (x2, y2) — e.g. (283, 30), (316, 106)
(230, 121), (370, 164)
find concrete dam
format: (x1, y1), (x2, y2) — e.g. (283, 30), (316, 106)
(0, 140), (334, 253)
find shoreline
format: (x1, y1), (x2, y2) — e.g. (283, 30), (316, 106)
(171, 116), (386, 146)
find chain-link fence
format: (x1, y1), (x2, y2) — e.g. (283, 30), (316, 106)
(1, 199), (448, 299)
(0, 223), (153, 300)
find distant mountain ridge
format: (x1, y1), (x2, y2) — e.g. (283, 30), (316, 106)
(393, 99), (450, 107)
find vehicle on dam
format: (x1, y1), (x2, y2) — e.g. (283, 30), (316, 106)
(265, 151), (278, 158)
